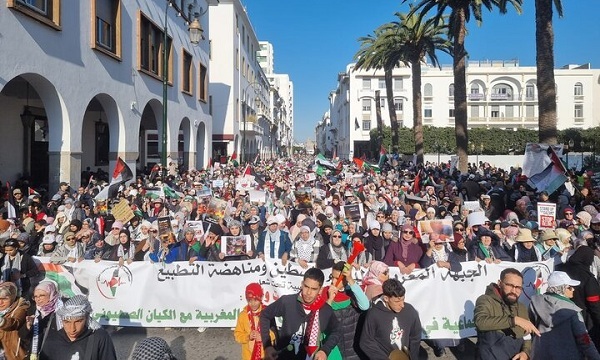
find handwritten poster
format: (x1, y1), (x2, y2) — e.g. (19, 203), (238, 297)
(248, 189), (266, 204)
(304, 172), (316, 182)
(463, 201), (481, 213)
(212, 179), (224, 188)
(537, 202), (556, 231)
(111, 199), (135, 224)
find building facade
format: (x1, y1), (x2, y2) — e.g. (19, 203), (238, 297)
(322, 60), (600, 160)
(0, 0), (215, 192)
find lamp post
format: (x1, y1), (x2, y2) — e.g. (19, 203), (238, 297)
(581, 140), (585, 168)
(162, 0), (203, 179)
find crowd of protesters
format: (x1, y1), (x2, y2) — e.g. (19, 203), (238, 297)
(0, 154), (599, 358)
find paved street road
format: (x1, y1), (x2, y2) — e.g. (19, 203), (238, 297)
(110, 327), (478, 359)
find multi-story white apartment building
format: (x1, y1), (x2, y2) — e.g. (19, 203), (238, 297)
(209, 4), (293, 162)
(259, 41), (294, 157)
(0, 0), (214, 191)
(322, 60), (600, 160)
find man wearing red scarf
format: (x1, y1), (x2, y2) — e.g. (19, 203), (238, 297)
(234, 283), (275, 360)
(260, 268), (341, 360)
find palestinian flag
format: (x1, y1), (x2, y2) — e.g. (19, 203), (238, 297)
(378, 145), (387, 169)
(315, 154), (342, 174)
(94, 157), (134, 201)
(163, 184), (182, 199)
(36, 260), (84, 298)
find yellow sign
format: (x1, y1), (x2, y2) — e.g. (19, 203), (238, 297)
(111, 199), (135, 224)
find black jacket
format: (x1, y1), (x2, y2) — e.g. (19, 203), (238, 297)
(40, 326), (116, 360)
(260, 293), (341, 359)
(359, 298), (422, 360)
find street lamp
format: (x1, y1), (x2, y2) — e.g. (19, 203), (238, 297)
(581, 140), (585, 168)
(162, 0), (203, 179)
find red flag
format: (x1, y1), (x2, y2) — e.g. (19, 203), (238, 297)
(412, 170), (422, 193)
(353, 157), (364, 169)
(243, 165), (252, 177)
(230, 151), (238, 161)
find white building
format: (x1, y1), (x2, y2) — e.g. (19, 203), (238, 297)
(258, 41), (274, 75)
(0, 0), (214, 192)
(322, 60), (600, 160)
(209, 4), (293, 162)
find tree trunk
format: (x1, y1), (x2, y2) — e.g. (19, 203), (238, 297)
(411, 60), (424, 165)
(375, 90), (383, 158)
(385, 69), (399, 154)
(536, 0), (557, 145)
(453, 6), (469, 174)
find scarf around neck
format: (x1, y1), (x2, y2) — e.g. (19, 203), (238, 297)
(247, 304), (264, 360)
(264, 229), (281, 259)
(299, 292), (327, 357)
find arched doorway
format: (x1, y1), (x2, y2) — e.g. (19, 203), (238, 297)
(179, 118), (191, 171)
(137, 100), (162, 175)
(196, 122), (206, 169)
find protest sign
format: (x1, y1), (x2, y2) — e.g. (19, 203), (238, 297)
(157, 216), (175, 244)
(294, 189), (312, 209)
(212, 179), (224, 188)
(206, 198), (228, 223)
(463, 201), (481, 212)
(186, 221), (205, 243)
(236, 177), (253, 191)
(304, 172), (316, 182)
(417, 219), (455, 244)
(343, 203), (364, 222)
(537, 202), (557, 231)
(196, 187), (212, 198)
(248, 189), (266, 204)
(314, 182), (327, 199)
(223, 235), (251, 257)
(111, 199), (135, 224)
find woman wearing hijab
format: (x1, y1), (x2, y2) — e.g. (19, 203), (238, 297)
(289, 225), (321, 269)
(450, 232), (469, 262)
(316, 229), (349, 269)
(557, 243), (600, 350)
(110, 229), (136, 266)
(529, 271), (600, 360)
(26, 281), (62, 360)
(0, 282), (28, 360)
(363, 221), (386, 263)
(361, 261), (389, 301)
(420, 235), (462, 272)
(383, 223), (423, 275)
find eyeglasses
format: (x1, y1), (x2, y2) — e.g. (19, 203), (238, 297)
(150, 230), (158, 233)
(501, 281), (523, 292)
(403, 231), (414, 235)
(66, 237), (76, 241)
(376, 215), (385, 218)
(454, 227), (464, 231)
(565, 212), (573, 215)
(331, 235), (342, 238)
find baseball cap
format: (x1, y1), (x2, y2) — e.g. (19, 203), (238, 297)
(266, 216), (278, 225)
(547, 271), (580, 288)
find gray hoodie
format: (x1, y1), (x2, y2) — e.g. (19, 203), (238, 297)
(529, 293), (600, 360)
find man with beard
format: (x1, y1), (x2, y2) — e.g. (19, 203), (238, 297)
(474, 268), (540, 360)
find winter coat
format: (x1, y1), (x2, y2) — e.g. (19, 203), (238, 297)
(256, 231), (292, 260)
(233, 306), (276, 360)
(474, 283), (531, 360)
(259, 293), (341, 360)
(419, 248), (463, 272)
(383, 240), (423, 268)
(327, 283), (370, 360)
(529, 293), (600, 360)
(0, 297), (28, 360)
(556, 246), (600, 347)
(359, 298), (422, 360)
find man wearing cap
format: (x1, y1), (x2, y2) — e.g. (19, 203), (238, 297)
(257, 216), (292, 265)
(40, 295), (117, 360)
(529, 271), (600, 359)
(0, 238), (39, 296)
(11, 188), (29, 210)
(475, 268), (539, 360)
(244, 216), (264, 257)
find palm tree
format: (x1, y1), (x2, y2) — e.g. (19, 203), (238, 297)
(387, 9), (450, 165)
(536, 0), (563, 145)
(354, 27), (403, 155)
(407, 0), (523, 173)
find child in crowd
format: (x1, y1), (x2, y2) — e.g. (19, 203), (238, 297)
(234, 283), (275, 360)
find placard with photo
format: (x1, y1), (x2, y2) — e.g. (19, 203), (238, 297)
(223, 235), (251, 257)
(206, 198), (228, 224)
(417, 219), (454, 244)
(343, 203), (364, 222)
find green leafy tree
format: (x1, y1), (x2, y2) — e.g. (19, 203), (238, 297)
(405, 0), (523, 173)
